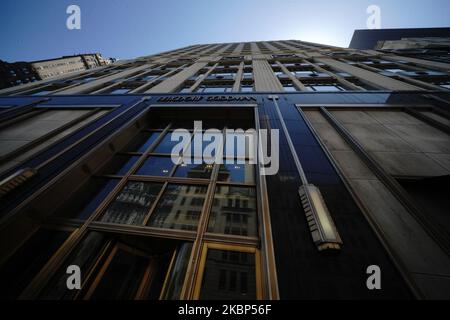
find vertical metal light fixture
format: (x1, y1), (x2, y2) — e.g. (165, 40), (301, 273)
(299, 184), (342, 250)
(269, 96), (342, 251)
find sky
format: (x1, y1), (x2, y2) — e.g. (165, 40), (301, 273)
(0, 0), (449, 62)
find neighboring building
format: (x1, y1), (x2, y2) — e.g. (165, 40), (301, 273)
(0, 53), (113, 90)
(374, 36), (450, 65)
(0, 39), (449, 300)
(349, 27), (450, 50)
(0, 60), (40, 89)
(31, 53), (113, 80)
(375, 36), (450, 50)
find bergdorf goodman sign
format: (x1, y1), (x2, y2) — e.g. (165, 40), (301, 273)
(157, 95), (257, 103)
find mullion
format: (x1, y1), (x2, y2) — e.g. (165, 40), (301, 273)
(215, 181), (255, 187)
(87, 222), (197, 241)
(140, 125), (205, 226)
(87, 123), (172, 227)
(181, 129), (225, 297)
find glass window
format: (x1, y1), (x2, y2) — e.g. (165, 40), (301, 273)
(384, 68), (406, 74)
(82, 77), (97, 82)
(53, 179), (119, 220)
(436, 82), (450, 89)
(32, 90), (52, 96)
(75, 179), (119, 220)
(211, 73), (235, 79)
(142, 75), (157, 81)
(313, 85), (344, 92)
(100, 182), (164, 225)
(179, 87), (191, 93)
(240, 85), (253, 92)
(294, 71), (313, 77)
(207, 186), (257, 237)
(41, 232), (180, 300)
(198, 248), (257, 300)
(335, 72), (351, 77)
(160, 243), (193, 300)
(147, 184), (207, 231)
(202, 87), (233, 93)
(225, 131), (256, 160)
(39, 232), (107, 300)
(135, 156), (175, 176)
(110, 88), (131, 94)
(89, 246), (150, 300)
(283, 85), (297, 92)
(123, 132), (160, 153)
(154, 132), (189, 154)
(174, 162), (213, 179)
(100, 156), (139, 176)
(218, 164), (255, 184)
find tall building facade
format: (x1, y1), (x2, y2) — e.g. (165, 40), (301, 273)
(0, 53), (113, 90)
(0, 39), (449, 300)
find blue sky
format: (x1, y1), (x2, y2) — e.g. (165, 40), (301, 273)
(0, 0), (449, 62)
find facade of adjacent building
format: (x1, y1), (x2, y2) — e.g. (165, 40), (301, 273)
(349, 27), (450, 49)
(0, 53), (113, 90)
(0, 60), (41, 89)
(0, 38), (449, 300)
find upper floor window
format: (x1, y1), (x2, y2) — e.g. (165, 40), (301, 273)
(283, 84), (297, 92)
(305, 84), (346, 92)
(240, 84), (254, 92)
(196, 85), (233, 93)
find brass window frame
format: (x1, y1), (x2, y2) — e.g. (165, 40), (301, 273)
(16, 102), (278, 300)
(191, 242), (262, 300)
(82, 241), (159, 300)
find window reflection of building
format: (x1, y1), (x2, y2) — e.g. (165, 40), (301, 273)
(199, 249), (257, 300)
(148, 184), (207, 231)
(0, 105), (265, 300)
(101, 182), (163, 225)
(208, 186), (257, 237)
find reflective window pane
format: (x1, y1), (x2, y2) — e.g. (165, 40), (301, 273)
(110, 88), (131, 95)
(147, 184), (207, 231)
(199, 249), (257, 300)
(135, 156), (175, 176)
(160, 243), (193, 300)
(208, 186), (257, 237)
(154, 132), (189, 154)
(311, 85), (345, 92)
(100, 182), (163, 225)
(123, 132), (160, 153)
(100, 156), (139, 176)
(218, 164), (255, 184)
(40, 232), (107, 300)
(224, 131), (256, 160)
(90, 248), (149, 300)
(174, 162), (213, 179)
(54, 179), (119, 220)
